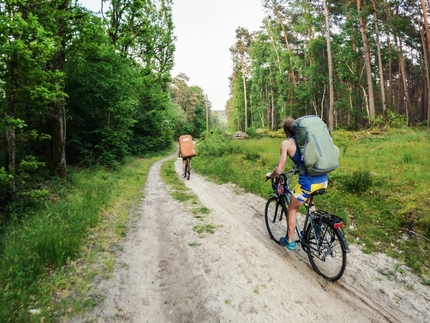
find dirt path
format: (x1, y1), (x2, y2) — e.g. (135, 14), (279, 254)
(74, 152), (430, 323)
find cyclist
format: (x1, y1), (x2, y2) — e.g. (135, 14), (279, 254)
(265, 117), (328, 251)
(178, 150), (192, 177)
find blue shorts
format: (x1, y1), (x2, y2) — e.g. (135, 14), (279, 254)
(292, 174), (328, 203)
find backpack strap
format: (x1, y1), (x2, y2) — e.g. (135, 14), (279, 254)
(288, 164), (298, 184)
(292, 136), (307, 175)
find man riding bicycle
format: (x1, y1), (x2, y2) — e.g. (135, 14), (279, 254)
(178, 134), (196, 177)
(178, 151), (192, 177)
(266, 117), (328, 251)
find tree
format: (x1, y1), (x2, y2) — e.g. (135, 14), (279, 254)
(370, 0), (387, 117)
(357, 0), (376, 124)
(323, 0), (335, 130)
(419, 0), (430, 125)
(0, 0), (65, 192)
(230, 27), (251, 131)
(169, 74), (210, 138)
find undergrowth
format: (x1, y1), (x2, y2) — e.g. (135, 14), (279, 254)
(0, 151), (173, 322)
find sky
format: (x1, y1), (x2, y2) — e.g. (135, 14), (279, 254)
(78, 0), (266, 111)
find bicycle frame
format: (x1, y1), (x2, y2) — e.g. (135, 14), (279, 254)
(271, 171), (349, 254)
(265, 170), (349, 281)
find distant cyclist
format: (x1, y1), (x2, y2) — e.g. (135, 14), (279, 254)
(178, 135), (196, 178)
(178, 150), (192, 177)
(265, 117), (328, 251)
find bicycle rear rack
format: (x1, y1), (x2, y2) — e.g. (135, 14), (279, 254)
(311, 210), (350, 253)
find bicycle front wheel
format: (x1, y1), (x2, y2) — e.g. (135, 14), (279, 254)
(265, 197), (288, 244)
(305, 221), (347, 282)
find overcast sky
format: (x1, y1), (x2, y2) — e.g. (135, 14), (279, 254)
(78, 0), (265, 111)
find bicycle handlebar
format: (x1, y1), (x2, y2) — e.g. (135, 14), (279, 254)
(266, 169), (299, 195)
(265, 169), (298, 181)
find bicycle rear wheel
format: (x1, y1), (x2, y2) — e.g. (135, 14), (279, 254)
(185, 161), (190, 180)
(265, 197), (288, 243)
(305, 221), (347, 282)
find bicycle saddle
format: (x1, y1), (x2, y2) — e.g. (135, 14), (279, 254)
(311, 189), (326, 196)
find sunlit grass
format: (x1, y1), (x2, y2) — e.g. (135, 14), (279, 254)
(193, 127), (430, 277)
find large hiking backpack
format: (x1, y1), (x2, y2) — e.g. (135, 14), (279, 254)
(292, 115), (339, 176)
(178, 135), (196, 158)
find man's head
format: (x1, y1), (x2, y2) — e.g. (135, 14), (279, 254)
(283, 117), (295, 136)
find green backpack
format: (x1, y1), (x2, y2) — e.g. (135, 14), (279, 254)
(292, 115), (339, 176)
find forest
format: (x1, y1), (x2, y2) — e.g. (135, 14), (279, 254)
(3, 0), (430, 219)
(0, 0), (214, 219)
(228, 0), (430, 132)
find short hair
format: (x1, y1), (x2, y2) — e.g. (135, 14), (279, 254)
(283, 117), (295, 135)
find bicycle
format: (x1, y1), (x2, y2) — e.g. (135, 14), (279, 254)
(183, 157), (191, 180)
(265, 170), (350, 282)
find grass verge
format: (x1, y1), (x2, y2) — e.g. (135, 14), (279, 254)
(160, 158), (218, 238)
(0, 149), (173, 322)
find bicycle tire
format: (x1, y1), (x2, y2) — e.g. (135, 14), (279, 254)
(265, 197), (288, 243)
(185, 161), (190, 180)
(305, 221), (347, 282)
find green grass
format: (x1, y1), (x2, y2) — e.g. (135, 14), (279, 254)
(193, 127), (430, 278)
(0, 150), (174, 322)
(2, 127), (429, 322)
(160, 158), (217, 234)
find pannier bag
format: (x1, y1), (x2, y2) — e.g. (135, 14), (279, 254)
(178, 135), (196, 158)
(292, 115), (339, 176)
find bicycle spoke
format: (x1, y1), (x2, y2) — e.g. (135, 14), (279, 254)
(265, 197), (287, 243)
(305, 222), (346, 282)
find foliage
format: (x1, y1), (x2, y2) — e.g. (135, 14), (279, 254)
(169, 74), (210, 139)
(245, 126), (257, 137)
(0, 0), (179, 219)
(229, 0), (430, 132)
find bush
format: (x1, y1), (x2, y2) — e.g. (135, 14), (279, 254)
(342, 170), (373, 193)
(245, 126), (257, 137)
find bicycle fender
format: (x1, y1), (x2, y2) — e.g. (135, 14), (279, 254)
(335, 228), (350, 253)
(320, 213), (350, 253)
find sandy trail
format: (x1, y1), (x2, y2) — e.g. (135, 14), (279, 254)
(73, 152), (430, 323)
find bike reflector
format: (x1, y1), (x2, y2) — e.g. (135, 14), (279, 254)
(316, 211), (345, 229)
(277, 182), (284, 195)
(333, 222), (344, 229)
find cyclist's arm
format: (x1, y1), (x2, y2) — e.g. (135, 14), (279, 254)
(266, 140), (288, 179)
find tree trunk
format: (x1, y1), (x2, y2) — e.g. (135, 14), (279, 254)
(357, 0), (376, 124)
(5, 121), (16, 194)
(323, 0), (334, 130)
(273, 9), (297, 87)
(241, 56), (248, 131)
(265, 19), (282, 74)
(398, 40), (414, 125)
(48, 0), (68, 178)
(420, 0), (430, 125)
(205, 95), (209, 135)
(388, 37), (393, 111)
(370, 0), (387, 116)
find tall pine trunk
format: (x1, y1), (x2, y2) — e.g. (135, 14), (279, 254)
(357, 0), (376, 123)
(241, 56), (248, 131)
(370, 0), (387, 116)
(323, 0), (334, 130)
(420, 0), (430, 125)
